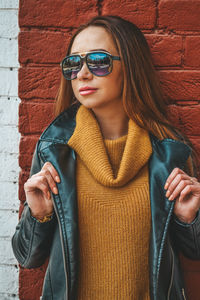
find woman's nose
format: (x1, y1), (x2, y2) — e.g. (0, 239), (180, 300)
(77, 62), (93, 80)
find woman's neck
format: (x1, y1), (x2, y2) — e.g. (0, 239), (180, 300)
(91, 106), (129, 140)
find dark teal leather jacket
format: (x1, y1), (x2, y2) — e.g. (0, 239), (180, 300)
(12, 104), (200, 300)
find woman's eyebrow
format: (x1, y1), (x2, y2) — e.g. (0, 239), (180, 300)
(71, 48), (109, 54)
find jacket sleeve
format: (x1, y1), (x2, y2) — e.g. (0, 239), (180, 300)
(171, 211), (200, 260)
(12, 144), (57, 268)
(170, 156), (200, 259)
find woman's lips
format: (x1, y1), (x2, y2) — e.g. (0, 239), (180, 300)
(79, 87), (98, 96)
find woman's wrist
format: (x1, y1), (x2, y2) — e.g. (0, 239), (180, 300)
(30, 209), (54, 223)
(174, 212), (197, 224)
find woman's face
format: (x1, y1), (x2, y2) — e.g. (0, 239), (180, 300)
(70, 26), (123, 113)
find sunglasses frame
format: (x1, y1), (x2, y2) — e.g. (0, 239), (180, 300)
(61, 51), (121, 80)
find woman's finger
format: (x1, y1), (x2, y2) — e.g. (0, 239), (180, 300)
(40, 169), (58, 195)
(165, 173), (189, 198)
(25, 175), (52, 200)
(164, 168), (184, 190)
(178, 183), (197, 202)
(42, 162), (60, 183)
(167, 179), (193, 201)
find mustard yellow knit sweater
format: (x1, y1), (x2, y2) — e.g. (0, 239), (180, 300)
(68, 105), (152, 300)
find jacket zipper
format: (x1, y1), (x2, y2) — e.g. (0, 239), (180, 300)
(182, 288), (187, 300)
(167, 244), (174, 300)
(155, 202), (174, 299)
(52, 196), (69, 300)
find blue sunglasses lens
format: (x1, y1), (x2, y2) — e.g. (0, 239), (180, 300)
(87, 53), (111, 76)
(62, 52), (112, 80)
(62, 55), (81, 80)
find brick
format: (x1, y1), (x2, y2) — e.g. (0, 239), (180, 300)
(189, 137), (200, 177)
(19, 201), (25, 218)
(19, 135), (39, 170)
(19, 262), (48, 300)
(19, 0), (98, 28)
(102, 0), (156, 29)
(19, 67), (60, 99)
(19, 152), (37, 170)
(0, 265), (18, 294)
(190, 137), (200, 158)
(0, 68), (18, 97)
(146, 34), (182, 66)
(158, 0), (200, 31)
(0, 10), (18, 38)
(19, 171), (29, 203)
(175, 101), (199, 106)
(19, 135), (39, 155)
(185, 37), (200, 68)
(0, 97), (20, 126)
(183, 271), (200, 300)
(167, 104), (200, 136)
(19, 31), (72, 64)
(19, 102), (54, 134)
(0, 37), (19, 67)
(180, 254), (200, 272)
(19, 185), (25, 204)
(159, 71), (200, 101)
(19, 154), (33, 170)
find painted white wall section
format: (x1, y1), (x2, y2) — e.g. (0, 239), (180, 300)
(0, 1), (20, 299)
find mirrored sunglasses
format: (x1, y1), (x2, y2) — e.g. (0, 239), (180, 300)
(61, 51), (121, 80)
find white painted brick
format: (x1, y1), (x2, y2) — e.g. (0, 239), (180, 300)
(0, 38), (19, 68)
(0, 182), (19, 210)
(0, 0), (18, 9)
(0, 265), (18, 294)
(0, 238), (18, 265)
(0, 294), (19, 300)
(0, 10), (18, 38)
(0, 126), (20, 154)
(0, 1), (19, 298)
(0, 97), (20, 126)
(0, 68), (18, 97)
(0, 210), (18, 238)
(0, 153), (20, 182)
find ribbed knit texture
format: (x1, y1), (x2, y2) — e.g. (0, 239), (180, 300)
(68, 105), (152, 300)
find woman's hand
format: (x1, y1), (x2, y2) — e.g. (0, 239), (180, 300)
(24, 162), (60, 220)
(164, 168), (200, 223)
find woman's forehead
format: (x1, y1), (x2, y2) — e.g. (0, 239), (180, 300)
(71, 26), (117, 54)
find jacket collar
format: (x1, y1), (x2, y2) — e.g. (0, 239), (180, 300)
(40, 103), (79, 144)
(39, 104), (191, 166)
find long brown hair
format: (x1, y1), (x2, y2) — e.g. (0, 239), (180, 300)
(55, 16), (181, 140)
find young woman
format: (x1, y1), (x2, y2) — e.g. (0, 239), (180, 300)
(12, 16), (200, 300)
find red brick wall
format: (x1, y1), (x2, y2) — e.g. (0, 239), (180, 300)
(18, 0), (200, 299)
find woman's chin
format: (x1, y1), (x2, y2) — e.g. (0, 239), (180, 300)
(77, 98), (102, 110)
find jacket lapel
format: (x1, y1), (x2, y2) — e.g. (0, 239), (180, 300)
(40, 143), (79, 299)
(149, 136), (191, 299)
